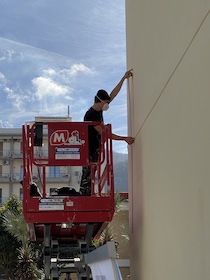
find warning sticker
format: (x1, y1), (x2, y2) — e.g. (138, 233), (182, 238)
(39, 198), (64, 211)
(66, 201), (74, 207)
(55, 147), (80, 159)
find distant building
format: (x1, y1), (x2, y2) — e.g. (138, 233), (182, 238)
(0, 117), (82, 205)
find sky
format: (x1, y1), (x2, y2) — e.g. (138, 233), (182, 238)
(0, 0), (129, 153)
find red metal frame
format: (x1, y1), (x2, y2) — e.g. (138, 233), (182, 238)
(22, 121), (115, 242)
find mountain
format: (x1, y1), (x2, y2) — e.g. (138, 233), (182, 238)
(113, 152), (128, 192)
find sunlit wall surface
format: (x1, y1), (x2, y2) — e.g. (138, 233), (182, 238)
(126, 1), (210, 279)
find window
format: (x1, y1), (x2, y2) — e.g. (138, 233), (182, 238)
(49, 166), (60, 178)
(0, 188), (2, 206)
(20, 165), (23, 180)
(0, 142), (3, 156)
(19, 188), (23, 200)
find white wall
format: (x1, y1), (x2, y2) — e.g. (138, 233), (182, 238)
(126, 1), (210, 279)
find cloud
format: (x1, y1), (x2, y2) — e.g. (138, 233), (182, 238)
(42, 68), (56, 76)
(43, 63), (95, 84)
(0, 72), (29, 111)
(3, 86), (28, 110)
(66, 63), (94, 76)
(31, 63), (95, 107)
(4, 86), (13, 95)
(0, 72), (6, 82)
(32, 76), (71, 100)
(0, 49), (15, 61)
(0, 119), (14, 128)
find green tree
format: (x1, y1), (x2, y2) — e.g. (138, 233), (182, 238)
(114, 190), (126, 213)
(0, 195), (22, 279)
(0, 195), (44, 280)
(3, 211), (43, 280)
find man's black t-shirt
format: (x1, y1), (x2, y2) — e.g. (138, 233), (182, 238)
(84, 107), (103, 161)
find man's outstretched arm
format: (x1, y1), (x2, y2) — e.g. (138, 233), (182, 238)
(94, 126), (134, 145)
(109, 69), (133, 102)
(111, 133), (135, 145)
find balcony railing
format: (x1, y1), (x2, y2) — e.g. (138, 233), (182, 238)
(0, 150), (22, 158)
(0, 150), (49, 159)
(0, 173), (22, 182)
(32, 173), (70, 183)
(0, 150), (12, 158)
(0, 173), (10, 182)
(10, 150), (23, 158)
(0, 173), (70, 183)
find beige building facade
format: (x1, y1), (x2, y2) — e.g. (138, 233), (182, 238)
(126, 1), (210, 279)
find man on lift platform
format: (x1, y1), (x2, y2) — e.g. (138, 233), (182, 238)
(80, 70), (135, 195)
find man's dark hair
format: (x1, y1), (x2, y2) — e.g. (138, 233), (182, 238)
(95, 89), (110, 103)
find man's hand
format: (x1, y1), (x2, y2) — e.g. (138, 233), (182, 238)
(125, 136), (135, 145)
(123, 69), (133, 80)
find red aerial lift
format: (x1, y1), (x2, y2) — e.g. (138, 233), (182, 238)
(22, 121), (115, 280)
